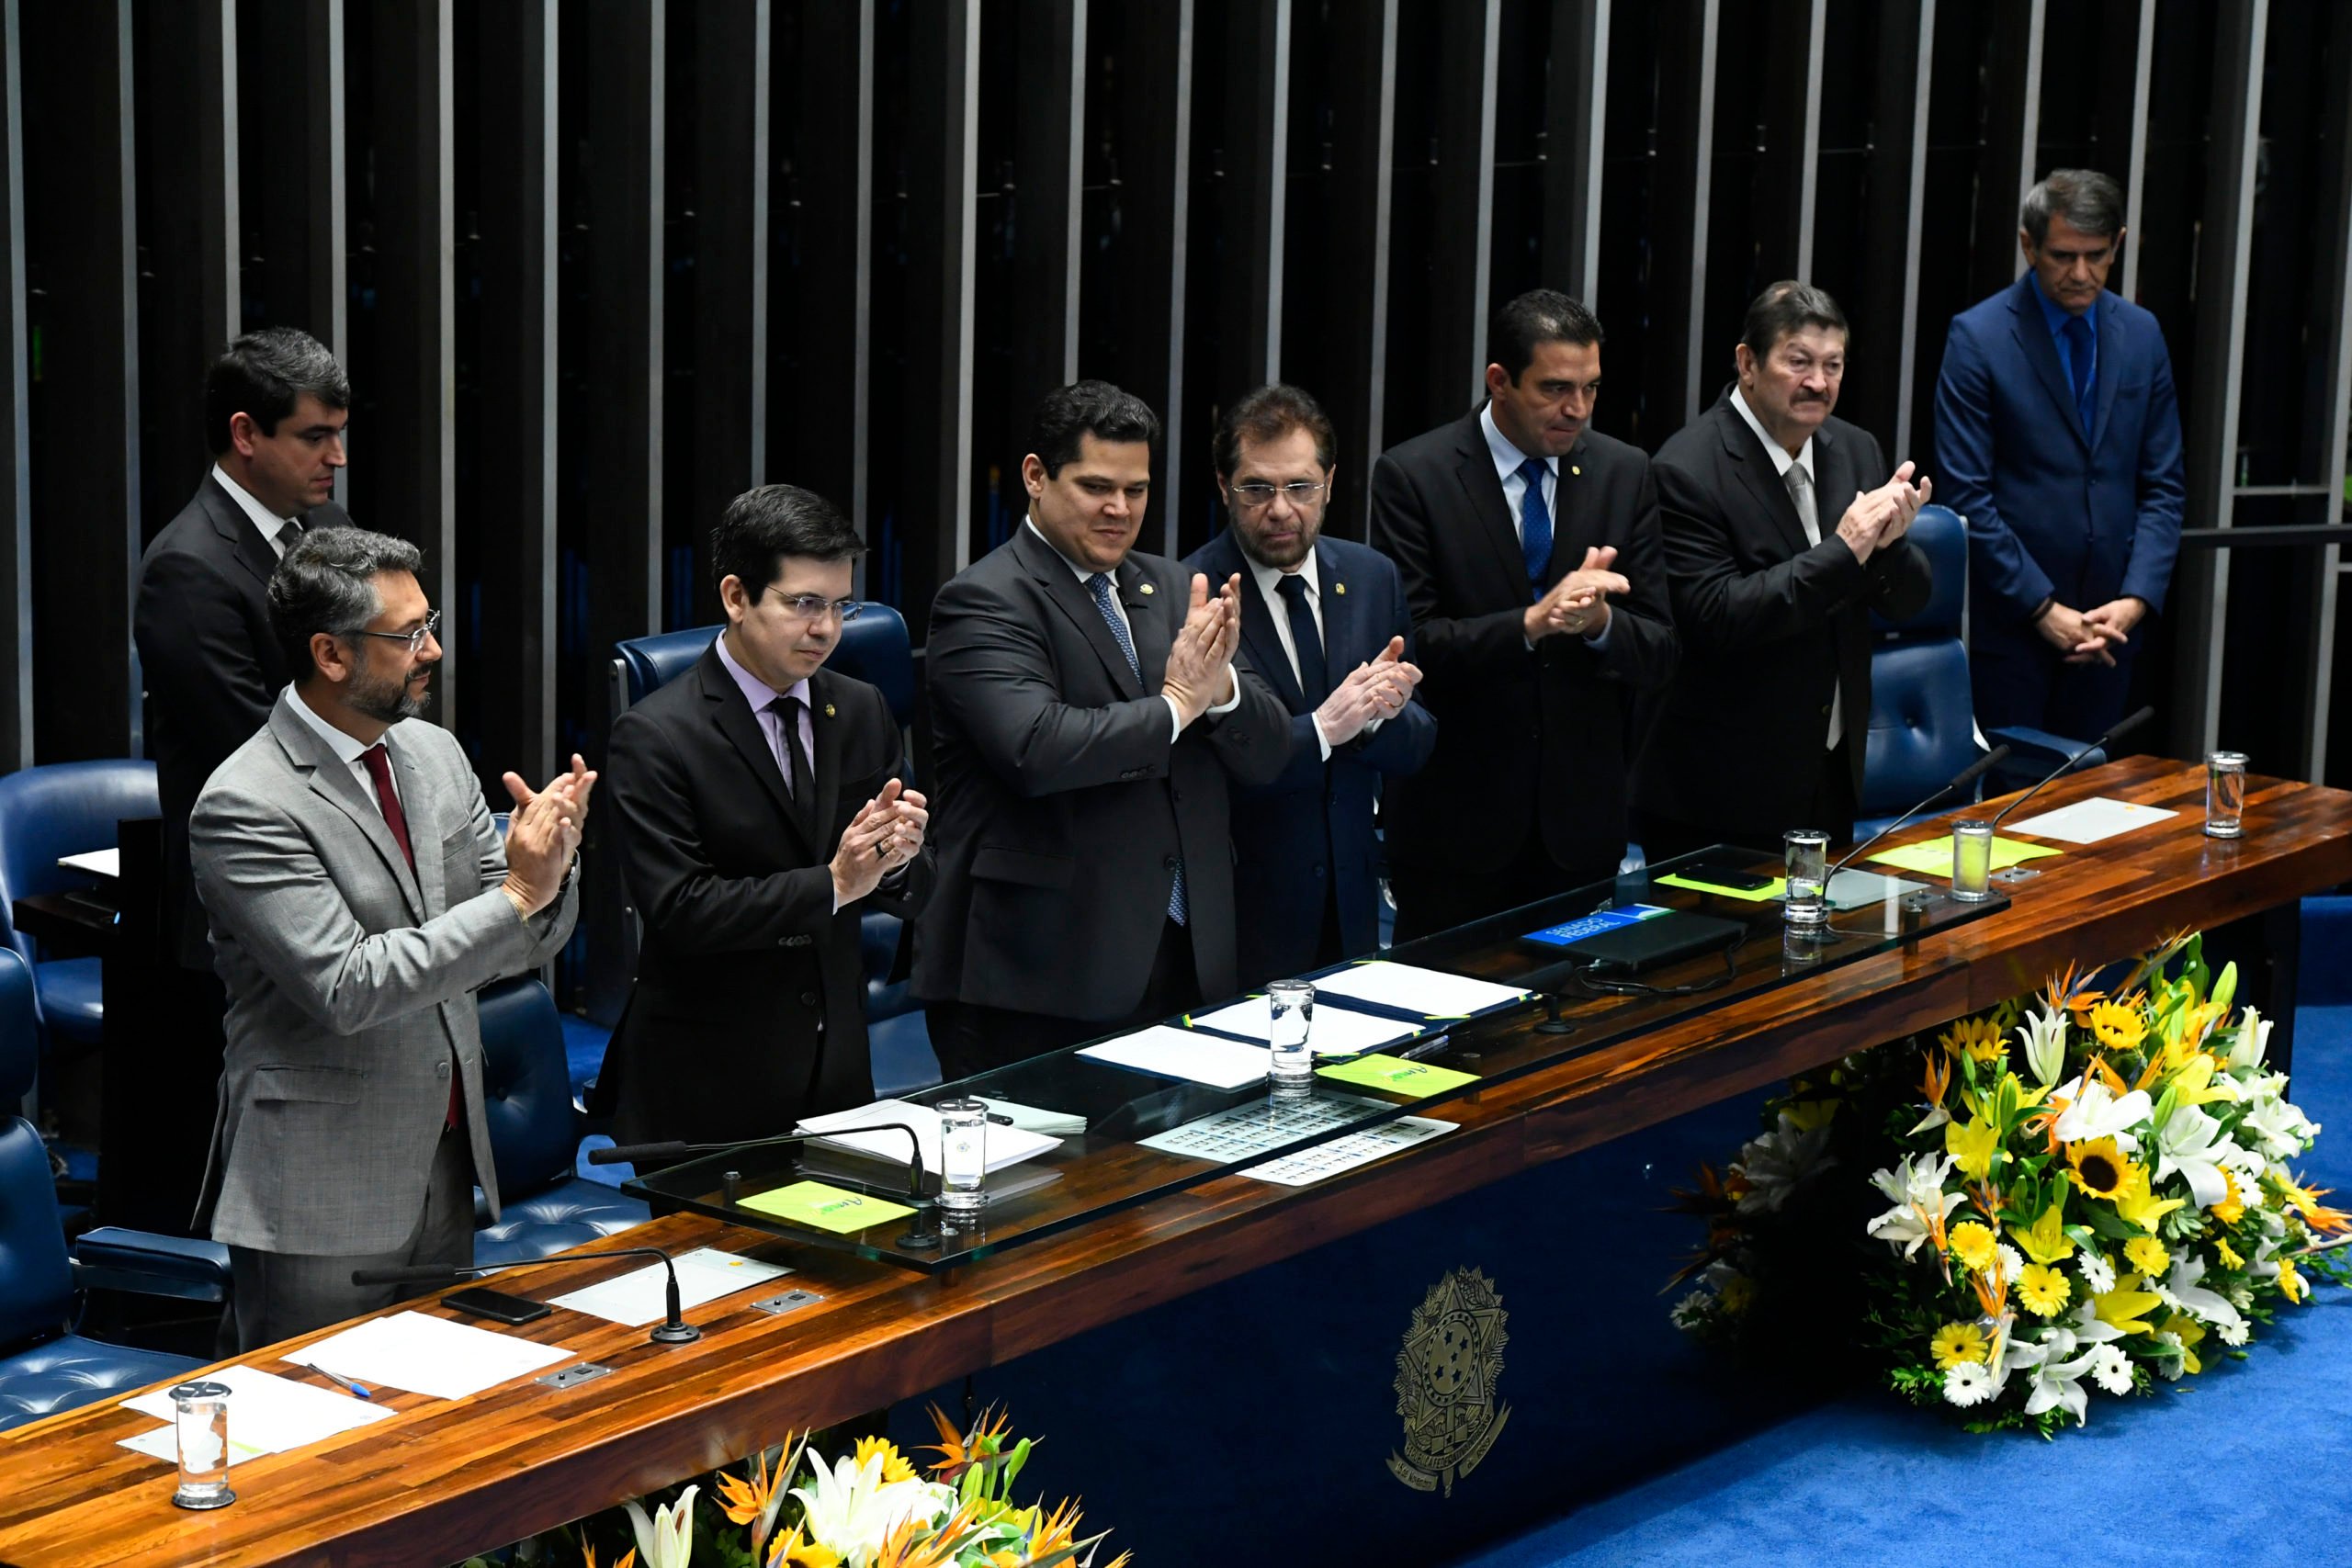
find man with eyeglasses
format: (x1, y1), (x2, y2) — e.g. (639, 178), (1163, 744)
(189, 526), (590, 1348)
(598, 485), (933, 1146)
(1185, 384), (1434, 990)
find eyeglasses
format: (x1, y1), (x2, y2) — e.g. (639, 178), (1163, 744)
(1230, 480), (1329, 510)
(345, 609), (442, 656)
(769, 594), (865, 623)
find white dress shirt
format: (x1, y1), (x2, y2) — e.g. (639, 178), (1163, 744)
(1729, 387), (1840, 748)
(213, 463), (307, 559)
(1024, 517), (1241, 739)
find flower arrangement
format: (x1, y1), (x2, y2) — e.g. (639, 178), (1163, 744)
(466, 1405), (1125, 1568)
(1669, 931), (2350, 1435)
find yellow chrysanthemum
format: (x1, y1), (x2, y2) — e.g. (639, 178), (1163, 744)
(1940, 1016), (2006, 1065)
(2159, 1310), (2208, 1375)
(854, 1435), (919, 1486)
(1718, 1274), (1758, 1314)
(2278, 1258), (2309, 1304)
(1949, 1220), (1999, 1273)
(2087, 999), (2146, 1055)
(2125, 1235), (2171, 1277)
(1945, 1115), (2004, 1182)
(2016, 1201), (2075, 1265)
(2094, 1275), (2165, 1337)
(2212, 1168), (2247, 1226)
(2215, 1235), (2245, 1269)
(2065, 1136), (2136, 1201)
(1930, 1321), (1988, 1369)
(2017, 1262), (2072, 1317)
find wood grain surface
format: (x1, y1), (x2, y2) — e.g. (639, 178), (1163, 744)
(2, 759), (2344, 1567)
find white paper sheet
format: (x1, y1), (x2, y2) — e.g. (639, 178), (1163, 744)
(972, 1096), (1088, 1136)
(119, 1363), (391, 1460)
(1189, 996), (1424, 1056)
(544, 1247), (790, 1328)
(797, 1098), (1061, 1174)
(282, 1310), (571, 1400)
(1243, 1116), (1458, 1186)
(1306, 961), (1527, 1019)
(2005, 796), (2179, 844)
(119, 1423), (275, 1465)
(1077, 1025), (1270, 1089)
(58, 848), (119, 879)
(1823, 869), (1930, 908)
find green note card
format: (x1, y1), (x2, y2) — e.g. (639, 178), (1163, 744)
(738, 1179), (916, 1235)
(1656, 873), (1788, 903)
(1317, 1054), (1478, 1095)
(1868, 835), (2062, 875)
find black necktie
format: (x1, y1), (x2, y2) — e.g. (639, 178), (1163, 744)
(1275, 574), (1329, 705)
(766, 694), (817, 838)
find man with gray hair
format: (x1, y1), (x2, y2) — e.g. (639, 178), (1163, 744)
(1934, 168), (2186, 738)
(190, 525), (591, 1348)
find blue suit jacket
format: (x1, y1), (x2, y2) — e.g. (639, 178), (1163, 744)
(1933, 275), (2186, 628)
(1184, 531), (1436, 990)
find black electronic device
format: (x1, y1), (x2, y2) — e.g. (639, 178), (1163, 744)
(1669, 862), (1775, 893)
(441, 1285), (553, 1325)
(353, 1244), (702, 1344)
(1550, 908), (1746, 975)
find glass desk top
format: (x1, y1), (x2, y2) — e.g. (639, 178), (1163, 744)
(625, 846), (2005, 1270)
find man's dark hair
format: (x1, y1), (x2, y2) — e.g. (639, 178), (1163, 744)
(204, 327), (350, 457)
(1739, 281), (1849, 362)
(269, 525), (423, 679)
(1029, 379), (1162, 478)
(710, 483), (865, 596)
(1214, 383), (1337, 477)
(2021, 168), (2126, 245)
(1487, 289), (1605, 384)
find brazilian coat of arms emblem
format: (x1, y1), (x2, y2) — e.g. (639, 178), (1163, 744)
(1386, 1266), (1511, 1496)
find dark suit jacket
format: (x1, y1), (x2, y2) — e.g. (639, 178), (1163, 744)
(1183, 530), (1436, 989)
(1933, 276), (2187, 627)
(1634, 395), (1932, 840)
(599, 648), (933, 1145)
(1367, 411), (1678, 877)
(911, 525), (1288, 1021)
(136, 476), (352, 971)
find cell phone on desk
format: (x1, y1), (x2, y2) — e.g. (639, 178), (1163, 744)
(443, 1285), (552, 1325)
(1672, 862), (1774, 892)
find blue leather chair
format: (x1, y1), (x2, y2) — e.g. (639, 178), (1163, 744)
(0, 947), (214, 1433)
(0, 760), (159, 1052)
(1862, 505), (2097, 838)
(473, 976), (650, 1265)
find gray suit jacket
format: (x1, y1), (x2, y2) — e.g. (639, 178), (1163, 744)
(190, 694), (578, 1254)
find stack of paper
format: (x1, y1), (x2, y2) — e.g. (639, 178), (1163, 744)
(119, 1363), (390, 1462)
(797, 1098), (1061, 1174)
(1309, 961), (1527, 1018)
(282, 1310), (571, 1399)
(1077, 1025), (1270, 1089)
(973, 1096), (1088, 1136)
(2005, 796), (2178, 844)
(1188, 996), (1425, 1057)
(546, 1247), (790, 1328)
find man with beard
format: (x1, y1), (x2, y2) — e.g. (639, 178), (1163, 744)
(189, 526), (591, 1348)
(1632, 281), (1932, 857)
(1185, 383), (1434, 989)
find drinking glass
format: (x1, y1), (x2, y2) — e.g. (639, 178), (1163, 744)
(1267, 981), (1315, 1085)
(2205, 751), (2248, 839)
(170, 1382), (235, 1510)
(935, 1097), (988, 1214)
(1782, 829), (1829, 930)
(1950, 819), (1995, 902)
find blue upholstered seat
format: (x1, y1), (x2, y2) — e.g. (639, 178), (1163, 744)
(0, 759), (158, 1051)
(472, 975), (649, 1266)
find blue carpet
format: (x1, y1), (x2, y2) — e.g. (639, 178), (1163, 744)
(1450, 934), (2352, 1568)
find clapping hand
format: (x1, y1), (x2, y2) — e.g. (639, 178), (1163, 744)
(831, 777), (930, 906)
(1524, 547), (1629, 642)
(1316, 636), (1424, 745)
(500, 753), (596, 918)
(1163, 572), (1243, 724)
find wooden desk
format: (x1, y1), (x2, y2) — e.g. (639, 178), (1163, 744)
(3, 759), (2346, 1567)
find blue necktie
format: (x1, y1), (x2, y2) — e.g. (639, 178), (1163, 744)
(1274, 574), (1329, 705)
(2062, 313), (2096, 434)
(1088, 572), (1186, 925)
(1516, 457), (1553, 595)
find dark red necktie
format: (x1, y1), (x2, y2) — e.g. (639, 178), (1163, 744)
(361, 742), (454, 1128)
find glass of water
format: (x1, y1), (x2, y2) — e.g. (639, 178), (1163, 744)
(1950, 819), (1995, 901)
(2206, 751), (2248, 838)
(935, 1097), (988, 1214)
(170, 1381), (235, 1510)
(1267, 980), (1315, 1086)
(1782, 829), (1829, 931)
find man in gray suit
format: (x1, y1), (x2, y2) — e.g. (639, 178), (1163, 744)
(192, 526), (591, 1348)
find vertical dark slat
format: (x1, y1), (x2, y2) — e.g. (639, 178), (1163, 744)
(366, 0), (458, 728)
(900, 0), (978, 632)
(691, 0), (769, 615)
(1541, 0), (1607, 307)
(1637, 0), (1713, 440)
(1013, 0), (1085, 416)
(1427, 0), (1498, 418)
(1217, 0), (1288, 393)
(22, 0), (140, 761)
(0, 0), (27, 771)
(1847, 0), (1930, 456)
(1748, 0), (1823, 279)
(2299, 14), (2352, 781)
(1969, 0), (2042, 301)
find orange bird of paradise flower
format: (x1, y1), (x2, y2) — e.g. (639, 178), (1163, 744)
(920, 1402), (1013, 1483)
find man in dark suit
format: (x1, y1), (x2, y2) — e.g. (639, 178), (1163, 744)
(1634, 282), (1934, 857)
(1368, 290), (1678, 942)
(600, 486), (933, 1146)
(129, 328), (352, 1231)
(914, 380), (1288, 1077)
(1934, 168), (2187, 737)
(1185, 384), (1434, 990)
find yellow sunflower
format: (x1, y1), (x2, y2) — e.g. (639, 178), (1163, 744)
(854, 1434), (918, 1486)
(1948, 1220), (1999, 1273)
(1939, 1016), (2006, 1065)
(2017, 1262), (2072, 1317)
(2065, 1136), (2137, 1201)
(1930, 1321), (1988, 1369)
(2086, 999), (2146, 1055)
(2124, 1235), (2171, 1277)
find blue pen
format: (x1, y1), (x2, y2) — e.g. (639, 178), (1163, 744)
(308, 1363), (372, 1400)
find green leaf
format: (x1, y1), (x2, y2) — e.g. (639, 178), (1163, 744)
(2079, 1203), (2137, 1241)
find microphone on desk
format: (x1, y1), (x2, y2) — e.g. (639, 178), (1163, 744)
(1821, 744), (2014, 890)
(352, 1245), (702, 1345)
(1988, 705), (2155, 829)
(591, 1122), (933, 1205)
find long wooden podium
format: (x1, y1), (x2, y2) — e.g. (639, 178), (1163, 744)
(2, 759), (2346, 1567)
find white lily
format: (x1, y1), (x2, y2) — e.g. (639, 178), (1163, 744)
(2224, 1005), (2271, 1071)
(1865, 1152), (1964, 1258)
(624, 1483), (699, 1568)
(2160, 1252), (2245, 1330)
(2004, 1329), (2098, 1426)
(2052, 1076), (2153, 1153)
(1731, 1112), (1836, 1213)
(2153, 1103), (2240, 1209)
(789, 1450), (956, 1567)
(2015, 1005), (2068, 1089)
(2239, 1089), (2317, 1163)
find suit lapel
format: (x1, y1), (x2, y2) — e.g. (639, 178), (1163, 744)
(1718, 400), (1813, 557)
(1451, 412), (1533, 597)
(202, 478), (284, 591)
(269, 702), (425, 920)
(2089, 292), (2123, 452)
(1118, 556), (1172, 690)
(1016, 526), (1146, 699)
(808, 670), (845, 853)
(2007, 278), (2090, 450)
(384, 728), (448, 917)
(699, 648), (811, 854)
(1235, 557), (1306, 713)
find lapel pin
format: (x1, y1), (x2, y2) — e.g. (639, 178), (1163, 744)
(1334, 581), (1347, 595)
(1139, 581), (1155, 595)
(823, 703), (836, 718)
(1571, 465), (1582, 477)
